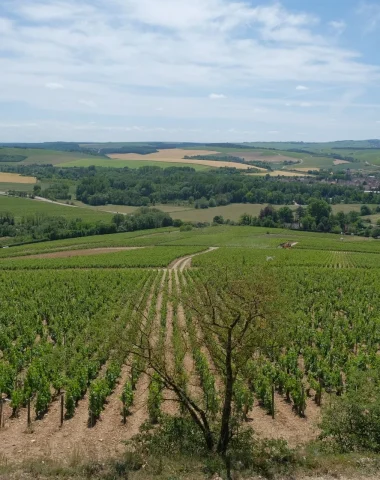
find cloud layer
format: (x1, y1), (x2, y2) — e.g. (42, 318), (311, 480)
(0, 0), (379, 141)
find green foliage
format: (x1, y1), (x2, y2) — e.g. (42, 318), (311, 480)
(112, 207), (173, 232)
(320, 370), (380, 452)
(89, 378), (110, 420)
(148, 374), (163, 424)
(121, 381), (134, 414)
(0, 246), (206, 270)
(35, 378), (51, 418)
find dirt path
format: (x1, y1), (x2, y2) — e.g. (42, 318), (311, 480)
(168, 247), (218, 270)
(34, 196), (78, 207)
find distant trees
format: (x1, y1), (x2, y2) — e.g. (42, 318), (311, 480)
(0, 207), (174, 245)
(238, 198), (379, 236)
(307, 199), (331, 225)
(360, 204), (372, 216)
(277, 206), (294, 224)
(0, 212), (117, 243)
(72, 166), (380, 208)
(112, 208), (173, 232)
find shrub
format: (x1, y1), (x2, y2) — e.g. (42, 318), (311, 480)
(320, 370), (380, 452)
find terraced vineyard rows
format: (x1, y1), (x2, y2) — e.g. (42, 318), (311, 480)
(2, 229), (380, 463)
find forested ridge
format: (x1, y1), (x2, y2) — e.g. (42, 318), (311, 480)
(74, 166), (379, 206)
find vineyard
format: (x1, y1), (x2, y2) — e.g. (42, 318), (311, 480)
(1, 226), (380, 467)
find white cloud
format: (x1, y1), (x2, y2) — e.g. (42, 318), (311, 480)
(329, 20), (346, 35)
(0, 0), (379, 141)
(357, 2), (380, 32)
(15, 2), (97, 21)
(209, 93), (226, 99)
(0, 122), (38, 128)
(300, 102), (312, 107)
(45, 82), (64, 90)
(78, 99), (97, 108)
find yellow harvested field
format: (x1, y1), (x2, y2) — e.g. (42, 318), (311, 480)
(108, 149), (267, 171)
(0, 173), (36, 184)
(293, 167), (320, 172)
(248, 170), (312, 177)
(109, 149), (220, 160)
(228, 151), (298, 163)
(333, 159), (350, 165)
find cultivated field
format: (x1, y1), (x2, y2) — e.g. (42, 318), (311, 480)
(0, 147), (102, 166)
(228, 151), (299, 163)
(54, 201), (373, 224)
(0, 195), (113, 222)
(0, 173), (36, 184)
(333, 159), (350, 165)
(249, 170), (311, 177)
(2, 224), (380, 478)
(107, 149), (264, 170)
(56, 157), (210, 171)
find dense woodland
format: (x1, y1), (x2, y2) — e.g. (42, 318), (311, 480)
(74, 166), (380, 206)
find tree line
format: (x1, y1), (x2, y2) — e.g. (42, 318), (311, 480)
(0, 207), (174, 245)
(237, 200), (380, 237)
(73, 166), (380, 207)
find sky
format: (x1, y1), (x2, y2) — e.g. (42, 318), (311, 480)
(0, 0), (380, 143)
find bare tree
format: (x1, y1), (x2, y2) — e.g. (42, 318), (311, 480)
(130, 265), (284, 461)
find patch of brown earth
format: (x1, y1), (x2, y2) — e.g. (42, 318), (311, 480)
(249, 394), (320, 447)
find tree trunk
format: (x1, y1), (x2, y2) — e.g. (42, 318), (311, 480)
(217, 330), (233, 455)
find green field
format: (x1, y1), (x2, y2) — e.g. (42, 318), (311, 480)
(0, 147), (101, 165)
(0, 245), (205, 269)
(0, 182), (35, 192)
(2, 144), (379, 173)
(74, 202), (372, 223)
(0, 195), (113, 221)
(1, 225), (379, 258)
(56, 157), (210, 170)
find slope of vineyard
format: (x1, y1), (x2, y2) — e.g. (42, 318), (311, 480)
(1, 225), (380, 469)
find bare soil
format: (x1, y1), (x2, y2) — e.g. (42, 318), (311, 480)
(0, 173), (36, 184)
(249, 394), (320, 447)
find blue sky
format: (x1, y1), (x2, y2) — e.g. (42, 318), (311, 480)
(0, 0), (380, 142)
